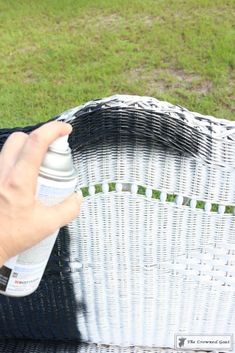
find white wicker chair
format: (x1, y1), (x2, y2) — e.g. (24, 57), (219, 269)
(0, 94), (234, 353)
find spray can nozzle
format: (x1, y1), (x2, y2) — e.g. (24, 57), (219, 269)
(49, 135), (70, 153)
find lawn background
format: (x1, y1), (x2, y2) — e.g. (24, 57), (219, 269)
(0, 0), (234, 128)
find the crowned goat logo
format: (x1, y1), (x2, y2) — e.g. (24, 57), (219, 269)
(178, 337), (187, 347)
(175, 335), (233, 350)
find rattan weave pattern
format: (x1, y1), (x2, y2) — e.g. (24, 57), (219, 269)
(65, 193), (235, 347)
(71, 141), (235, 205)
(0, 341), (211, 353)
(61, 95), (235, 166)
(0, 95), (234, 353)
(59, 95), (235, 138)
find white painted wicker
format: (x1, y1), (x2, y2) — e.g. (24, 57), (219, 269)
(57, 95), (235, 351)
(1, 94), (234, 353)
(0, 341), (220, 353)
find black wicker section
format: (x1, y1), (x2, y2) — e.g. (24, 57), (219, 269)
(0, 107), (213, 162)
(0, 228), (85, 342)
(0, 339), (83, 353)
(69, 107), (210, 161)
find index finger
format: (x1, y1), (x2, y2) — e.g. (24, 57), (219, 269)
(14, 121), (72, 188)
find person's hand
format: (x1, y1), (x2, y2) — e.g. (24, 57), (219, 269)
(0, 121), (83, 267)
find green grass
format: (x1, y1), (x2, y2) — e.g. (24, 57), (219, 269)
(0, 0), (234, 128)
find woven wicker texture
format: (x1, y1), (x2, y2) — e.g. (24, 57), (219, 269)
(0, 340), (211, 353)
(0, 341), (211, 353)
(0, 95), (234, 353)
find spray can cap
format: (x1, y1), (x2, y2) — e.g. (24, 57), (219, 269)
(39, 134), (77, 180)
(49, 135), (70, 153)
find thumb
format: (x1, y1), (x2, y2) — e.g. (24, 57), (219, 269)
(43, 191), (83, 231)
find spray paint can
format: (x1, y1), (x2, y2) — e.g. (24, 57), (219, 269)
(0, 135), (78, 297)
